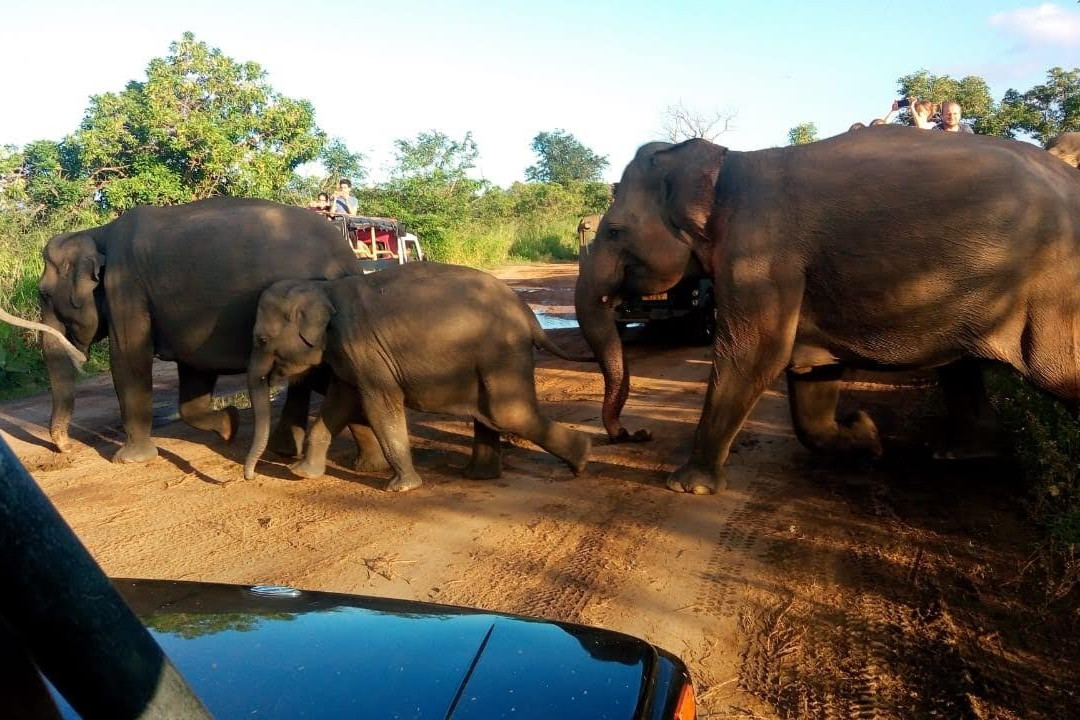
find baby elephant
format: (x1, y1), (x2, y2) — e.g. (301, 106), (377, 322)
(244, 263), (592, 491)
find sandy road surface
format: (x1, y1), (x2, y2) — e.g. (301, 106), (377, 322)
(3, 263), (1078, 719)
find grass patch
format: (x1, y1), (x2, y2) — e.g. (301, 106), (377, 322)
(436, 215), (580, 267)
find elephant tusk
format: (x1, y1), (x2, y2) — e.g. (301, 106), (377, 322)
(0, 306), (87, 367)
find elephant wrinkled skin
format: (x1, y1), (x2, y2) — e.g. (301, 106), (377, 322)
(576, 127), (1080, 494)
(22, 197), (359, 462)
(245, 263), (592, 491)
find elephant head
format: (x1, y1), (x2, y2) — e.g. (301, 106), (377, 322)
(245, 280), (335, 479)
(1046, 132), (1080, 169)
(574, 139), (725, 440)
(30, 231), (107, 451)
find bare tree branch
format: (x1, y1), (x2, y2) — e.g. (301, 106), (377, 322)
(660, 102), (738, 143)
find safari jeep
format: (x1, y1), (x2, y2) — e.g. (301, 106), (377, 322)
(329, 214), (425, 273)
(614, 275), (716, 346)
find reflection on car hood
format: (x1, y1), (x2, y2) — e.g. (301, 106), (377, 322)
(88, 579), (659, 719)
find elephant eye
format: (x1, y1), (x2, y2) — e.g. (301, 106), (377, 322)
(38, 287), (51, 302)
(606, 226), (623, 241)
(255, 336), (268, 347)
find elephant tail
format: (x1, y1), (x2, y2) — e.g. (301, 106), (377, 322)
(528, 311), (595, 363)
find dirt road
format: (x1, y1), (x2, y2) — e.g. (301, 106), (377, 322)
(2, 263), (1077, 719)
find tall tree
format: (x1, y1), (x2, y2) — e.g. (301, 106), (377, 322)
(358, 130), (485, 258)
(319, 138), (366, 186)
(65, 32), (327, 212)
(1004, 67), (1080, 144)
(392, 130), (478, 183)
(525, 130), (608, 185)
(787, 122), (818, 146)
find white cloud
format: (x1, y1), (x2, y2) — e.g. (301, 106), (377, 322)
(989, 3), (1080, 46)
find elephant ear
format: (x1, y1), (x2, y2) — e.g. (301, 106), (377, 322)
(651, 139), (726, 244)
(69, 244), (105, 310)
(295, 288), (336, 350)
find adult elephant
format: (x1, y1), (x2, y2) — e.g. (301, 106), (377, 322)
(575, 127), (1080, 494)
(1046, 131), (1080, 168)
(10, 197), (359, 463)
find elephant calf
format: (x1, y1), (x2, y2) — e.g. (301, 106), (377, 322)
(244, 263), (592, 491)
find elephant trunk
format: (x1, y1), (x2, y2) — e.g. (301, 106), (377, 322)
(575, 253), (631, 440)
(244, 353), (275, 480)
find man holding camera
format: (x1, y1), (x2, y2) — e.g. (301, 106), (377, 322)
(935, 101), (973, 133)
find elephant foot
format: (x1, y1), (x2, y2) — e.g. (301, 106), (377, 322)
(841, 411), (883, 458)
(268, 424), (305, 459)
(566, 433), (592, 476)
(112, 440), (158, 464)
(612, 428), (652, 444)
(289, 457), (326, 479)
(220, 406), (241, 445)
(666, 464), (725, 495)
(385, 473), (422, 492)
(50, 428), (70, 453)
(462, 460), (501, 480)
(353, 453), (391, 474)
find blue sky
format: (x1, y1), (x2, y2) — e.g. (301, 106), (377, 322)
(3, 1), (1079, 187)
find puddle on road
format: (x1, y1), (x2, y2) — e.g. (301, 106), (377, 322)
(536, 313), (579, 330)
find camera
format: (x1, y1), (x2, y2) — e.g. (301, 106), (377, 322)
(896, 97), (911, 109)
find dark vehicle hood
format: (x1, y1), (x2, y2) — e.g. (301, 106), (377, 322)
(52, 579), (664, 720)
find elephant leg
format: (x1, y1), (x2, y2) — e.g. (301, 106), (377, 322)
(361, 389), (422, 492)
(483, 364), (590, 476)
(462, 420), (502, 479)
(290, 377), (354, 479)
(108, 316), (158, 464)
(934, 359), (1000, 460)
(668, 281), (801, 495)
(349, 422), (391, 473)
(177, 363), (237, 444)
(786, 366), (882, 457)
(267, 378), (311, 458)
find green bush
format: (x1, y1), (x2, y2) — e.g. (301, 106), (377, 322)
(985, 366), (1080, 546)
(506, 218), (580, 262)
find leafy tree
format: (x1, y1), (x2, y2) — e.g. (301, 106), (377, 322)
(20, 140), (96, 219)
(392, 130), (478, 182)
(66, 32), (326, 212)
(1002, 67), (1080, 145)
(319, 138), (366, 187)
(525, 130), (608, 185)
(787, 122), (818, 146)
(357, 130), (485, 259)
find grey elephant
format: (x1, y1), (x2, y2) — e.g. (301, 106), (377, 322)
(244, 263), (592, 491)
(577, 214), (603, 252)
(575, 127), (1080, 494)
(1047, 131), (1080, 168)
(4, 197), (359, 463)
